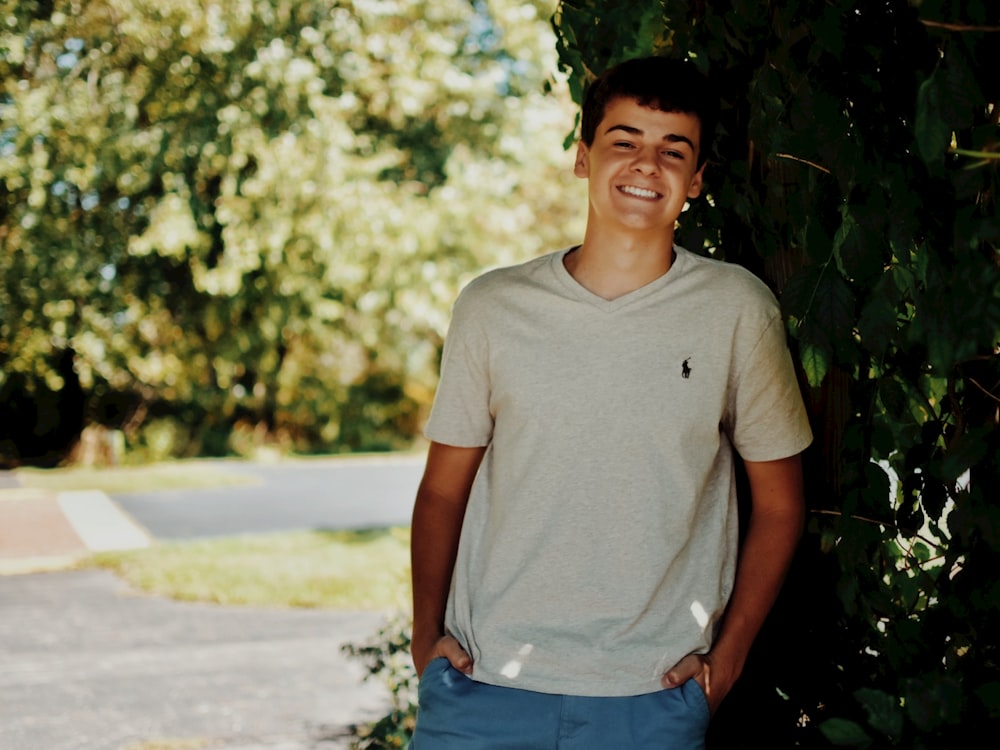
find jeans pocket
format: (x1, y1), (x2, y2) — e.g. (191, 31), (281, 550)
(417, 657), (448, 698)
(423, 656), (450, 676)
(682, 677), (711, 721)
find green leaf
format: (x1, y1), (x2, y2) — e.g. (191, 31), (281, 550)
(837, 222), (887, 285)
(858, 293), (897, 357)
(812, 4), (845, 56)
(975, 682), (1000, 717)
(914, 43), (984, 169)
(915, 72), (951, 166)
(912, 540), (932, 562)
(860, 462), (892, 516)
(621, 3), (665, 61)
(810, 268), (857, 356)
(831, 209), (857, 274)
(870, 424), (896, 460)
(939, 427), (990, 483)
(819, 718), (874, 747)
(782, 264), (856, 368)
(877, 377), (910, 423)
(940, 42), (984, 131)
(903, 673), (965, 731)
(799, 339), (830, 387)
(854, 688), (903, 739)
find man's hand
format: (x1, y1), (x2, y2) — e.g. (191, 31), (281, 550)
(661, 652), (734, 716)
(413, 633), (474, 678)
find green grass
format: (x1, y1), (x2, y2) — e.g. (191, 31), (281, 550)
(17, 457), (414, 611)
(87, 527), (412, 611)
(120, 740), (212, 750)
(15, 460), (258, 494)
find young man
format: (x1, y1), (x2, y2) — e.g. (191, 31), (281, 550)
(409, 56), (812, 749)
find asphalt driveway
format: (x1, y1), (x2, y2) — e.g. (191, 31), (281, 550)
(0, 569), (390, 750)
(111, 455), (424, 540)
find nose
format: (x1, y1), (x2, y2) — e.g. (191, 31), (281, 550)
(630, 145), (659, 175)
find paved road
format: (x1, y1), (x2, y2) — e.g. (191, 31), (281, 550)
(113, 455), (425, 540)
(0, 569), (391, 750)
(0, 454), (425, 750)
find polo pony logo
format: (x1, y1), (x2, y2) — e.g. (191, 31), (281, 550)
(682, 357), (692, 379)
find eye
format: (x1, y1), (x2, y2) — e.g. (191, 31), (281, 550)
(663, 150), (685, 160)
(614, 141), (636, 149)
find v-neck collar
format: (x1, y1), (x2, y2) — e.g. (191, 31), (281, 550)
(550, 245), (687, 312)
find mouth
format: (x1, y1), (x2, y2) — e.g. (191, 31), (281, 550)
(617, 185), (661, 200)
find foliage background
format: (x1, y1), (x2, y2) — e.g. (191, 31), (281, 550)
(4, 0), (999, 747)
(553, 0), (999, 746)
(0, 0), (585, 465)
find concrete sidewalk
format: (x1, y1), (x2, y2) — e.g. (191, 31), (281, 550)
(0, 472), (150, 575)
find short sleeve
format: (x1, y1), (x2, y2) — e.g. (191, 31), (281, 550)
(727, 312), (813, 462)
(424, 287), (494, 447)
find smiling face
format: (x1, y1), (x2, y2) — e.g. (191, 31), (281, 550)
(574, 96), (705, 240)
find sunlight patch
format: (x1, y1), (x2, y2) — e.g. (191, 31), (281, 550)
(690, 601), (709, 629)
(499, 643), (534, 679)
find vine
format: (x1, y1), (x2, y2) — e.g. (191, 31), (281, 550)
(553, 1), (999, 746)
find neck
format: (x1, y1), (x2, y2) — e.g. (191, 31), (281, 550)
(565, 225), (676, 300)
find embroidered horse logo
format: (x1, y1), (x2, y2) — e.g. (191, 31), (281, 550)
(682, 358), (692, 379)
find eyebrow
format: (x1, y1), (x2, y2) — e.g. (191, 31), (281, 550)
(604, 124), (696, 152)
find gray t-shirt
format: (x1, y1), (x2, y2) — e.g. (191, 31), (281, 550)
(425, 246), (813, 696)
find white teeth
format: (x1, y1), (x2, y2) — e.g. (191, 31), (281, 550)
(620, 185), (658, 198)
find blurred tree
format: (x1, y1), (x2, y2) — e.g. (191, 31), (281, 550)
(0, 0), (585, 464)
(553, 0), (999, 746)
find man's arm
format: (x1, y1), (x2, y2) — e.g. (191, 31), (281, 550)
(410, 440), (487, 677)
(662, 453), (805, 713)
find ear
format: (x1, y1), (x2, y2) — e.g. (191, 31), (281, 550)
(686, 164), (705, 199)
(574, 142), (590, 178)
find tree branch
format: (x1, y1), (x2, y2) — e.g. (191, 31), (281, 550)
(810, 509), (944, 550)
(968, 377), (1000, 405)
(951, 147), (1000, 160)
(920, 19), (1000, 33)
(773, 152), (831, 174)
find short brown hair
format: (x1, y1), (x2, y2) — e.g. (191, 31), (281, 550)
(580, 57), (717, 168)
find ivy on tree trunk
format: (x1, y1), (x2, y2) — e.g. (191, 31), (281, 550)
(553, 1), (999, 746)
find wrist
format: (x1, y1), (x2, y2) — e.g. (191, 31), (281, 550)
(705, 643), (745, 686)
(410, 624), (443, 655)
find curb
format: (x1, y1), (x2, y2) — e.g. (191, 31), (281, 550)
(57, 489), (151, 552)
(0, 487), (150, 575)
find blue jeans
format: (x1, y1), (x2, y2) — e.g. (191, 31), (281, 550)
(411, 658), (709, 749)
